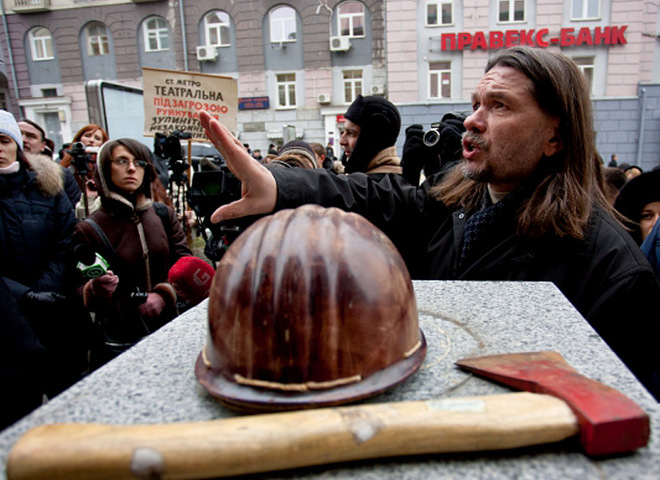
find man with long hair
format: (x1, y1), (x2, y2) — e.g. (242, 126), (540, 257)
(198, 47), (660, 400)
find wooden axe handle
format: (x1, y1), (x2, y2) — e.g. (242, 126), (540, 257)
(7, 392), (579, 480)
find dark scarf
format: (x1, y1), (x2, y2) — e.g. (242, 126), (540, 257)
(458, 174), (544, 272)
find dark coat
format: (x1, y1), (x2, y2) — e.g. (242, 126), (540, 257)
(272, 168), (660, 400)
(72, 156), (191, 349)
(0, 154), (76, 297)
(0, 153), (88, 397)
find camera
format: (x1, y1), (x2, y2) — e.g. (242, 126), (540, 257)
(186, 165), (249, 262)
(154, 130), (192, 183)
(129, 288), (149, 305)
(68, 142), (96, 175)
(423, 123), (444, 148)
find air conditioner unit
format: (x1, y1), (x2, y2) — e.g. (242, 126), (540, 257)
(371, 84), (386, 96)
(196, 45), (217, 62)
(316, 93), (331, 104)
(329, 36), (351, 52)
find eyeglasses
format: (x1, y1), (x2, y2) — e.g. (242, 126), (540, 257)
(111, 157), (148, 169)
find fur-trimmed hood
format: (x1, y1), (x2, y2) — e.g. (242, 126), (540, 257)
(22, 153), (65, 197)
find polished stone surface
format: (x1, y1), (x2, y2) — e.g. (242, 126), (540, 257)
(1, 281), (658, 479)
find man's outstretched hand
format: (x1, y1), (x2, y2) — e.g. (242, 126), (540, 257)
(198, 111), (277, 223)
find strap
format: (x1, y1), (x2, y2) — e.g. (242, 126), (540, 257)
(83, 218), (121, 274)
(152, 202), (171, 238)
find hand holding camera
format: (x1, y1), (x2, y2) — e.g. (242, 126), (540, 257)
(138, 292), (166, 318)
(401, 114), (468, 185)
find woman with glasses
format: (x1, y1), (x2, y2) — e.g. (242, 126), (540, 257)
(72, 138), (191, 368)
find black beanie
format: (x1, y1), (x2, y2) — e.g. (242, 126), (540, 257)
(343, 95), (401, 173)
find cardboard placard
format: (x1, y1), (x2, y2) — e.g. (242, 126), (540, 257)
(143, 67), (238, 141)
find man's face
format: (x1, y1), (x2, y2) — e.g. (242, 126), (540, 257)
(18, 121), (45, 154)
(461, 65), (562, 193)
(339, 119), (361, 159)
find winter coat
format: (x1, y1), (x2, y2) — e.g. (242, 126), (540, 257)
(0, 153), (88, 397)
(0, 153), (76, 298)
(271, 168), (660, 400)
(71, 157), (191, 348)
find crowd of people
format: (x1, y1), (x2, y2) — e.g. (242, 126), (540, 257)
(0, 112), (210, 429)
(2, 45), (660, 430)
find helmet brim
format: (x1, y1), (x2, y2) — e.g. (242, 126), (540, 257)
(195, 330), (426, 413)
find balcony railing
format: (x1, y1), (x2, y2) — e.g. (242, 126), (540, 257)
(13, 0), (51, 13)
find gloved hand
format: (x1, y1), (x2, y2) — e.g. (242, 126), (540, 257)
(401, 124), (434, 185)
(435, 119), (466, 171)
(138, 292), (166, 319)
(87, 271), (119, 300)
(22, 290), (66, 306)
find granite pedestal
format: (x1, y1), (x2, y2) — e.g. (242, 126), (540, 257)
(0, 281), (658, 479)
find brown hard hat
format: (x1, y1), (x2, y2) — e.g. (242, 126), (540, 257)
(195, 204), (426, 412)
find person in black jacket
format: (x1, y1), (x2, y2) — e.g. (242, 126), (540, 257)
(339, 95), (402, 177)
(1, 110), (90, 401)
(197, 47), (660, 401)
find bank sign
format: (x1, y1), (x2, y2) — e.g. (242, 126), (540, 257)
(439, 25), (627, 51)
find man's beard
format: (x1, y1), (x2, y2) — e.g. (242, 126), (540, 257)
(461, 160), (491, 183)
(460, 132), (491, 183)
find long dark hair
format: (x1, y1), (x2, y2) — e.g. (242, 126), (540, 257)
(431, 47), (612, 240)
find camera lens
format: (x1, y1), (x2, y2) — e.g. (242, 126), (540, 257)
(423, 129), (440, 147)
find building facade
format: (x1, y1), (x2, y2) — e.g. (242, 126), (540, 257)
(1, 0), (659, 168)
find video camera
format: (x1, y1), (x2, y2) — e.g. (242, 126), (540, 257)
(186, 165), (251, 262)
(154, 130), (192, 183)
(68, 142), (99, 176)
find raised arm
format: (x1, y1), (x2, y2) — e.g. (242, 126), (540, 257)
(199, 111), (277, 223)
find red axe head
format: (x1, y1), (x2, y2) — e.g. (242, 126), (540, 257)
(455, 351), (650, 456)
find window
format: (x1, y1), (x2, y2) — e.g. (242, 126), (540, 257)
(144, 17), (170, 52)
(343, 70), (363, 104)
(270, 6), (297, 43)
(429, 62), (451, 99)
(498, 0), (525, 23)
(337, 1), (365, 37)
(571, 0), (600, 20)
(573, 57), (594, 93)
(204, 11), (231, 47)
(30, 27), (54, 61)
(86, 23), (109, 56)
(426, 0), (453, 26)
(277, 73), (297, 108)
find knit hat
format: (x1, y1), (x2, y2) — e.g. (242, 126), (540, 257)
(168, 256), (216, 305)
(615, 170), (660, 225)
(342, 95), (401, 173)
(0, 110), (23, 151)
(277, 140), (317, 169)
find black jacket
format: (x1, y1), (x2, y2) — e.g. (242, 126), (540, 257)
(272, 168), (660, 400)
(0, 154), (76, 298)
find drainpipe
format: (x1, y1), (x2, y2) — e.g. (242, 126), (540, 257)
(0, 1), (21, 102)
(636, 87), (647, 166)
(179, 0), (188, 71)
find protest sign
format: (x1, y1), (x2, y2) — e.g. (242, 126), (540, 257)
(143, 67), (238, 141)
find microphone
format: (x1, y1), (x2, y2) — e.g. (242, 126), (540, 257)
(168, 256), (215, 305)
(75, 244), (110, 279)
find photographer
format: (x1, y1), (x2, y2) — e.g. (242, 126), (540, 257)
(72, 138), (191, 368)
(59, 124), (109, 218)
(400, 112), (467, 186)
(339, 95), (402, 178)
